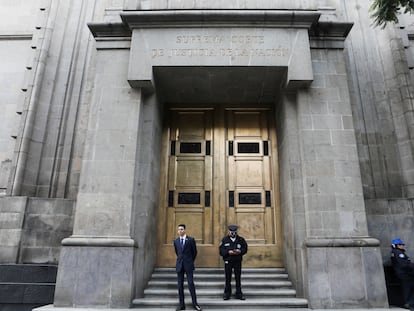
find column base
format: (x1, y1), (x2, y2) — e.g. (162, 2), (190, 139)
(54, 237), (136, 308)
(305, 237), (389, 308)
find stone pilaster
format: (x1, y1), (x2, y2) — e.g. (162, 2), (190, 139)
(53, 37), (140, 307)
(297, 48), (388, 307)
(277, 46), (389, 308)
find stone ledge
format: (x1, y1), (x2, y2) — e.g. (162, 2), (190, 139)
(61, 236), (137, 247)
(87, 22), (131, 38)
(0, 34), (33, 41)
(305, 237), (380, 247)
(310, 21), (353, 39)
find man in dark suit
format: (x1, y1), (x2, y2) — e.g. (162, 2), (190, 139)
(174, 224), (202, 311)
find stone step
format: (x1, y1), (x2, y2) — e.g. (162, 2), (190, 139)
(133, 268), (308, 309)
(0, 264), (57, 283)
(144, 287), (297, 298)
(151, 273), (289, 280)
(0, 264), (57, 307)
(132, 297), (309, 309)
(154, 267), (287, 274)
(147, 279), (293, 288)
(0, 283), (55, 304)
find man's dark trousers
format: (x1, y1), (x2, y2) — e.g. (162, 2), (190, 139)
(177, 266), (197, 306)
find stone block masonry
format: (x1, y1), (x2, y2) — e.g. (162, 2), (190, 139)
(0, 197), (75, 264)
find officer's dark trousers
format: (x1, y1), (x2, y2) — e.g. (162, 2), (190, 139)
(400, 276), (414, 308)
(177, 267), (197, 306)
(224, 260), (242, 297)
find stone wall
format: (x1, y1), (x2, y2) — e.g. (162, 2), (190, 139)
(343, 0), (414, 199)
(0, 197), (28, 263)
(0, 1), (113, 199)
(0, 197), (75, 264)
(19, 198), (75, 263)
(366, 198), (414, 262)
(0, 1), (40, 195)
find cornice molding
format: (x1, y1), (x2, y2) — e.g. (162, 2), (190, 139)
(309, 21), (353, 48)
(88, 10), (353, 45)
(87, 22), (131, 38)
(120, 10), (321, 29)
(310, 21), (353, 39)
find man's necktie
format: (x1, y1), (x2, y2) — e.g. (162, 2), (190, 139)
(180, 239), (184, 248)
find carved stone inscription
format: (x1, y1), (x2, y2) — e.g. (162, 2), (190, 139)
(150, 32), (290, 60)
(129, 28), (313, 88)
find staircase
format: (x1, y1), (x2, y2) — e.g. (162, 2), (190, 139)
(0, 264), (57, 311)
(133, 268), (308, 309)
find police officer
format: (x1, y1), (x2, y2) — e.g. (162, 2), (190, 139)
(391, 238), (414, 310)
(219, 225), (248, 300)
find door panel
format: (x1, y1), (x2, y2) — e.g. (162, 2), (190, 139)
(157, 106), (282, 268)
(226, 110), (281, 267)
(157, 109), (218, 267)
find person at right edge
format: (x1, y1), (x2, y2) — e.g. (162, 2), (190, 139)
(391, 238), (414, 311)
(219, 225), (248, 300)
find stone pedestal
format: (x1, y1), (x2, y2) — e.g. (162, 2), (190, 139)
(54, 238), (135, 307)
(305, 238), (388, 308)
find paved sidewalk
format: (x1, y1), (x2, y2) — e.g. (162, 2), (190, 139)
(35, 305), (407, 311)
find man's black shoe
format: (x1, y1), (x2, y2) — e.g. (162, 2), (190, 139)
(176, 306), (185, 311)
(223, 295), (230, 300)
(193, 304), (202, 311)
(236, 295), (246, 300)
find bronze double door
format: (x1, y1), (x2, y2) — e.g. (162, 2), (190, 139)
(157, 105), (282, 267)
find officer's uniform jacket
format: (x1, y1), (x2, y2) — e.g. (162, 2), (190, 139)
(219, 235), (248, 262)
(391, 247), (414, 279)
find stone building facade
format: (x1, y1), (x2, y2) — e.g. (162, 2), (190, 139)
(1, 0), (414, 309)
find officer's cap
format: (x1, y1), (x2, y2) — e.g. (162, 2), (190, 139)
(228, 225), (239, 232)
(392, 238), (405, 245)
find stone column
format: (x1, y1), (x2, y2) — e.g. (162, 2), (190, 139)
(297, 49), (388, 308)
(53, 43), (140, 307)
